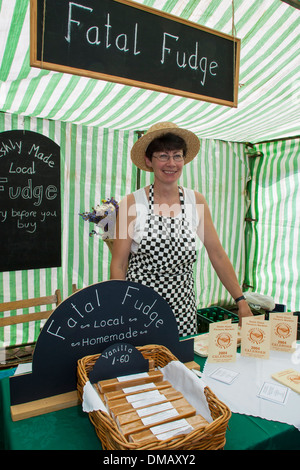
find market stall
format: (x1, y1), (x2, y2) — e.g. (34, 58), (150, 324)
(0, 0), (299, 451)
(1, 282), (299, 451)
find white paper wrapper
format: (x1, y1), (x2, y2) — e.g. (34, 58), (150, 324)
(159, 360), (213, 423)
(82, 381), (109, 414)
(81, 360), (213, 424)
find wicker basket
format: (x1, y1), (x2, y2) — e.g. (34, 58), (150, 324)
(77, 344), (231, 450)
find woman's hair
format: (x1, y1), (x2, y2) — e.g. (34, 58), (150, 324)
(145, 133), (187, 159)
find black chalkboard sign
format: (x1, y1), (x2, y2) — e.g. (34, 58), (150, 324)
(0, 130), (61, 272)
(30, 0), (240, 107)
(10, 280), (194, 405)
(89, 343), (149, 383)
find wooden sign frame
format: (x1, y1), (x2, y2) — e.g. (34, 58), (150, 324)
(30, 0), (240, 107)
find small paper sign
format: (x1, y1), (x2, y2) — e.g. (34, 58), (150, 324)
(207, 321), (238, 363)
(270, 313), (297, 352)
(209, 367), (239, 384)
(241, 317), (270, 359)
(257, 381), (289, 404)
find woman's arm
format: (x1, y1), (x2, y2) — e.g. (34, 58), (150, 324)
(195, 192), (252, 324)
(110, 194), (135, 280)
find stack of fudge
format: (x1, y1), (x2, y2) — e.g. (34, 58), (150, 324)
(94, 365), (208, 445)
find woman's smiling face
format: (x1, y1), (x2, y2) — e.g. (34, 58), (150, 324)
(145, 149), (185, 182)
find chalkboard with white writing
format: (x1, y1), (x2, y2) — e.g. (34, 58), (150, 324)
(89, 343), (150, 383)
(0, 130), (61, 272)
(10, 281), (194, 405)
(31, 0), (240, 107)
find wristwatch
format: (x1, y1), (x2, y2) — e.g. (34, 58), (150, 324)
(235, 295), (246, 303)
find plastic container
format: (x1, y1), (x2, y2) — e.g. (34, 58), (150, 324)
(196, 306), (239, 333)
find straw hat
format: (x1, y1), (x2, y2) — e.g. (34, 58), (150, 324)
(131, 122), (200, 172)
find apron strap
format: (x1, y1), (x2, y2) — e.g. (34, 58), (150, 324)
(149, 184), (185, 217)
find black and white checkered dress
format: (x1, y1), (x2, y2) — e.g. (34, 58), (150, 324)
(126, 184), (197, 337)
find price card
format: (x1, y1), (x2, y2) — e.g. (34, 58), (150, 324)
(89, 343), (149, 383)
(241, 317), (270, 359)
(209, 367), (239, 384)
(257, 381), (289, 404)
(269, 312), (297, 352)
(207, 321), (238, 363)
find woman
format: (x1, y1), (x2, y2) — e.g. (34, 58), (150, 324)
(110, 122), (252, 336)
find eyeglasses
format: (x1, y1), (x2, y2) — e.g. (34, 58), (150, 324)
(153, 153), (185, 162)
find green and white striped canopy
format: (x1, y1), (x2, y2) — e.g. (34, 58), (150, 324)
(1, 0), (299, 142)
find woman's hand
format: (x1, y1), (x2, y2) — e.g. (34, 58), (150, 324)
(237, 299), (253, 326)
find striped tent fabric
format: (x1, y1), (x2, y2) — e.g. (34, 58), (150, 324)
(245, 138), (300, 310)
(0, 0), (299, 141)
(0, 0), (299, 346)
(183, 138), (250, 309)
